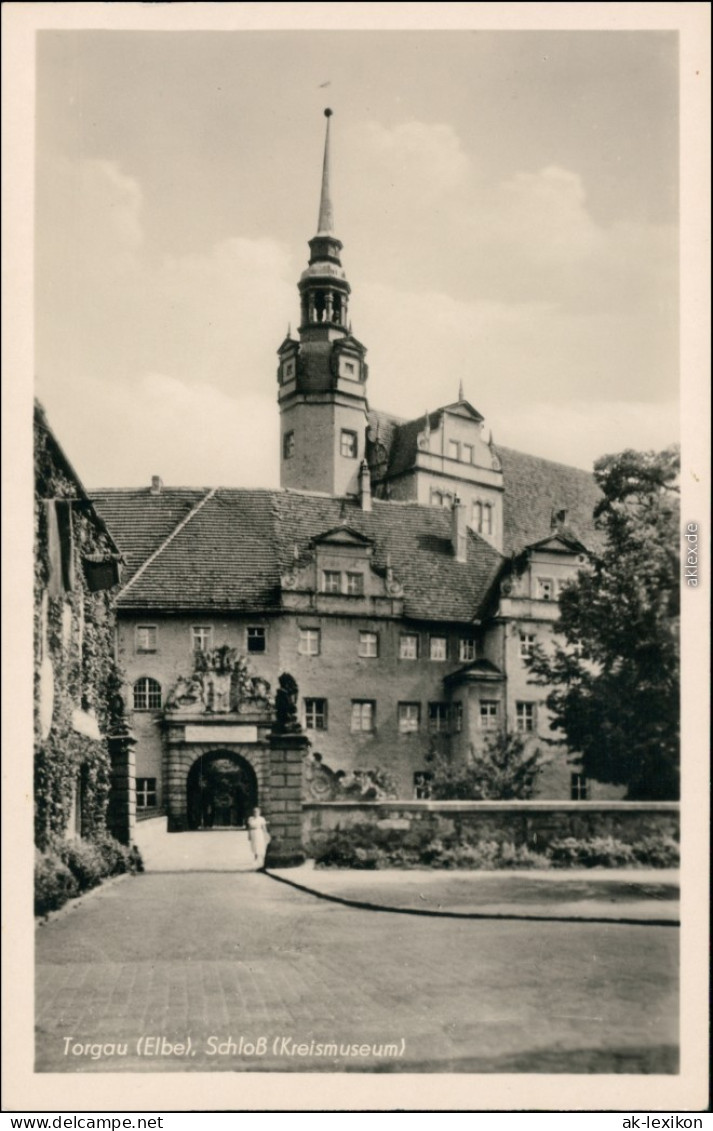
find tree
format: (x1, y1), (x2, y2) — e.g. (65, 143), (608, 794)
(426, 733), (550, 800)
(526, 446), (680, 800)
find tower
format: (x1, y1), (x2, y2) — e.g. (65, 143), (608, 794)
(277, 109), (369, 496)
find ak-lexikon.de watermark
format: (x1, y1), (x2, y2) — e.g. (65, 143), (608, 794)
(683, 522), (700, 587)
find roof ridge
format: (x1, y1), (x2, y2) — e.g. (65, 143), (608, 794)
(118, 487), (217, 596)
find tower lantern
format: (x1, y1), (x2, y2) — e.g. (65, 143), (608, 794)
(277, 110), (369, 497)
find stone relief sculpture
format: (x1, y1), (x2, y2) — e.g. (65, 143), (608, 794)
(165, 648), (272, 715)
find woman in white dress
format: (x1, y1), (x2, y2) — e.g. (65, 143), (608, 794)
(247, 807), (270, 869)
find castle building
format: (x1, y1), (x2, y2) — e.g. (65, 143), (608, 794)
(92, 111), (622, 832)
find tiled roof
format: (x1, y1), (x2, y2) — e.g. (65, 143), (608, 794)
(91, 488), (503, 623)
(366, 404), (602, 556)
(495, 447), (603, 556)
(89, 488), (212, 582)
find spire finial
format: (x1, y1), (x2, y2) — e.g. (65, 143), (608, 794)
(458, 379), (465, 402)
(317, 109), (334, 235)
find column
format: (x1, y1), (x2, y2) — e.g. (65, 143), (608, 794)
(264, 732), (309, 867)
(107, 726), (136, 846)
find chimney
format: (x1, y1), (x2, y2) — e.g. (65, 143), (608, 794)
(451, 496), (467, 562)
(150, 476), (163, 496)
(359, 460), (372, 512)
(551, 507), (567, 530)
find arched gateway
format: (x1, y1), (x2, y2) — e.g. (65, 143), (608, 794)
(186, 750), (258, 830)
(160, 653), (308, 865)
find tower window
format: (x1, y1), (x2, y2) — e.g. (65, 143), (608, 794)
(283, 431), (295, 460)
(340, 430), (358, 459)
(473, 500), (493, 536)
(133, 677), (162, 711)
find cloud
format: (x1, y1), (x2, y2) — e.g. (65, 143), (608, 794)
(39, 370), (279, 489)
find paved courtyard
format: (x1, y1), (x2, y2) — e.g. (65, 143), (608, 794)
(36, 832), (678, 1074)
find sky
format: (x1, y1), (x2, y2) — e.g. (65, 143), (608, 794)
(33, 24), (681, 488)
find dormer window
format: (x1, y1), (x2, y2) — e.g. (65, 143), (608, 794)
(343, 360), (356, 375)
(473, 500), (493, 536)
(448, 440), (460, 460)
(323, 570), (341, 594)
(346, 572), (364, 596)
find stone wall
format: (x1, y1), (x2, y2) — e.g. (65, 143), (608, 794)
(302, 800), (679, 849)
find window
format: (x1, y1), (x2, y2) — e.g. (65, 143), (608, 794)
(448, 440), (460, 460)
(479, 700), (499, 730)
(571, 772), (589, 801)
(136, 777), (157, 809)
(398, 702), (421, 734)
(459, 638), (476, 662)
(322, 570), (342, 594)
(351, 700), (375, 733)
(399, 634), (419, 660)
(429, 636), (447, 661)
(133, 677), (162, 711)
(520, 633), (536, 658)
(473, 500), (493, 536)
(462, 443), (474, 464)
(135, 625), (157, 653)
(283, 431), (295, 459)
(358, 631), (378, 658)
(413, 772), (433, 800)
(452, 702), (463, 733)
(283, 360), (295, 380)
(536, 578), (554, 601)
(298, 628), (321, 656)
(192, 625), (213, 652)
(344, 360), (356, 375)
(304, 698), (328, 731)
(247, 627), (266, 653)
(346, 572), (364, 596)
(428, 702), (452, 734)
(516, 702), (536, 732)
(340, 429), (358, 458)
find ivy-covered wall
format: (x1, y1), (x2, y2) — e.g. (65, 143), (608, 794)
(34, 409), (123, 850)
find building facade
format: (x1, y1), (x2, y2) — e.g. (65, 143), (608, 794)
(92, 111), (623, 832)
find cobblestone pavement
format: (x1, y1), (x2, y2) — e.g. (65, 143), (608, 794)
(36, 868), (678, 1074)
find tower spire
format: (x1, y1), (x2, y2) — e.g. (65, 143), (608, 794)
(317, 108), (334, 236)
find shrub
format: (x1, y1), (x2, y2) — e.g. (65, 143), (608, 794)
(631, 835), (680, 868)
(58, 839), (106, 891)
(546, 835), (677, 868)
(34, 849), (78, 916)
